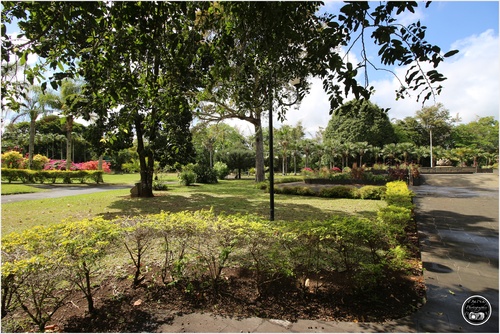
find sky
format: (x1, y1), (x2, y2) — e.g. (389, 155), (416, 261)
(227, 1), (500, 137)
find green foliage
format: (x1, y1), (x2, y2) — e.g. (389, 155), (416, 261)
(178, 164), (197, 186)
(358, 185), (386, 200)
(1, 226), (73, 331)
(213, 161), (230, 180)
(193, 164), (218, 184)
(328, 172), (352, 183)
(31, 154), (50, 170)
(319, 185), (358, 199)
(324, 100), (397, 148)
(57, 218), (120, 313)
(2, 192), (415, 325)
(384, 181), (414, 208)
(1, 168), (104, 184)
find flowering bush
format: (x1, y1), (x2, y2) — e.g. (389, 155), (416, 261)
(44, 160), (111, 173)
(1, 151), (25, 169)
(301, 167), (315, 178)
(331, 167), (341, 173)
(75, 160), (111, 173)
(32, 154), (50, 170)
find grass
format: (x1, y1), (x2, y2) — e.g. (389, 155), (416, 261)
(1, 173), (386, 236)
(1, 184), (49, 195)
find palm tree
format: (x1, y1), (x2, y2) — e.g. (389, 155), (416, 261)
(370, 146), (382, 165)
(45, 80), (83, 170)
(413, 146), (430, 166)
(325, 139), (342, 169)
(354, 141), (371, 166)
(301, 138), (316, 168)
(10, 86), (51, 169)
(382, 143), (399, 165)
(396, 142), (416, 164)
(339, 142), (356, 169)
(276, 125), (292, 175)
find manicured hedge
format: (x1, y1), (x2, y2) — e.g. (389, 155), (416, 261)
(274, 184), (387, 200)
(1, 168), (104, 184)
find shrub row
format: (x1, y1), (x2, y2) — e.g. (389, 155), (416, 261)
(1, 168), (104, 184)
(1, 182), (414, 331)
(274, 184), (387, 200)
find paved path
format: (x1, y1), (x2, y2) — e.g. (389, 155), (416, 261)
(1, 184), (131, 204)
(410, 173), (499, 333)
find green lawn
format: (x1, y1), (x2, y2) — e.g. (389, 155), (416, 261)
(1, 175), (386, 235)
(1, 184), (48, 195)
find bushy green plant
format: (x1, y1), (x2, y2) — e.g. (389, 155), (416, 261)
(319, 185), (358, 199)
(31, 154), (50, 170)
(213, 161), (230, 180)
(358, 185), (386, 200)
(384, 181), (414, 208)
(275, 186), (316, 196)
(193, 164), (218, 184)
(327, 172), (352, 183)
(178, 164), (197, 186)
(362, 172), (389, 184)
(1, 226), (74, 331)
(153, 180), (169, 191)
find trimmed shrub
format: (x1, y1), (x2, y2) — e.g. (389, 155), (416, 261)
(358, 185), (386, 200)
(0, 168), (104, 184)
(384, 181), (414, 208)
(319, 185), (359, 199)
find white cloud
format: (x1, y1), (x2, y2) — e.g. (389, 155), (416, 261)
(369, 29), (499, 124)
(276, 29), (499, 138)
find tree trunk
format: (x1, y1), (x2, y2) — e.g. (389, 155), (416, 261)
(135, 117), (154, 197)
(66, 115), (73, 170)
(254, 120), (265, 183)
(29, 118), (36, 169)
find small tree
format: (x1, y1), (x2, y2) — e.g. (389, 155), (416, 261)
(58, 218), (120, 314)
(1, 227), (72, 331)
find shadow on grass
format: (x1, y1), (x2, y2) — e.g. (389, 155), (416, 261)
(98, 192), (378, 222)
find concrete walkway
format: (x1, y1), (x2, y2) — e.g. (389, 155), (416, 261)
(155, 173), (499, 333)
(1, 184), (130, 204)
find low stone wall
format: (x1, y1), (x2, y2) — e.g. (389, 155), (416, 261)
(419, 167), (493, 174)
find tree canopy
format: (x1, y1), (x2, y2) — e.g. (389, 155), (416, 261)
(323, 99), (396, 147)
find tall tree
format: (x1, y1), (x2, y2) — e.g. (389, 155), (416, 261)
(415, 103), (456, 167)
(44, 79), (83, 170)
(9, 85), (51, 168)
(324, 99), (397, 148)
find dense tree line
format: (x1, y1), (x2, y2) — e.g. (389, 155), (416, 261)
(4, 99), (497, 175)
